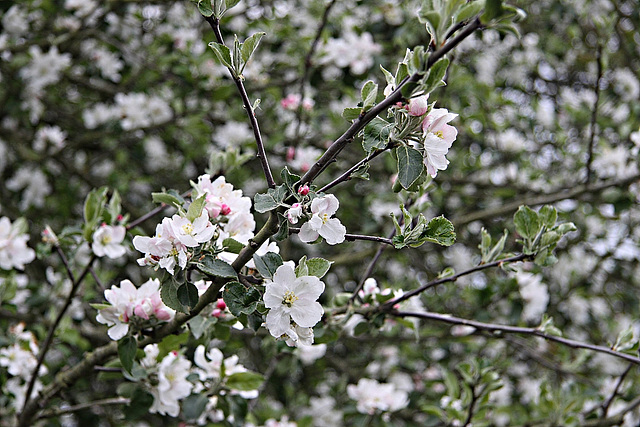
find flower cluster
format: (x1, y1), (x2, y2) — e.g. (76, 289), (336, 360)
(0, 324), (47, 410)
(290, 194), (347, 246)
(95, 278), (175, 340)
(347, 378), (409, 415)
(263, 263), (325, 347)
(142, 345), (193, 417)
(0, 216), (36, 270)
(133, 210), (216, 275)
(82, 92), (173, 130)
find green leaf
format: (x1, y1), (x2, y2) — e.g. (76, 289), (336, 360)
(177, 282), (199, 310)
(188, 315), (211, 339)
(380, 65), (395, 88)
(183, 394), (210, 421)
(295, 255), (309, 277)
(342, 107), (362, 121)
(118, 335), (137, 374)
(360, 80), (378, 110)
(482, 0), (503, 22)
(208, 41), (234, 71)
(225, 0), (241, 8)
(396, 145), (425, 189)
(196, 0), (213, 16)
(538, 205), (557, 228)
(122, 387), (153, 421)
(252, 252), (283, 279)
(362, 117), (392, 153)
(158, 332), (189, 359)
(254, 185), (287, 213)
(456, 1), (484, 21)
(273, 213), (289, 242)
(106, 190), (122, 223)
(151, 192), (184, 209)
(420, 216), (456, 246)
(226, 372), (264, 391)
(161, 280), (188, 313)
(223, 281), (261, 317)
(305, 258), (332, 278)
(351, 162), (370, 180)
(240, 32), (266, 68)
(222, 238), (245, 254)
(514, 205), (541, 240)
(233, 36), (242, 77)
(84, 187), (108, 224)
(280, 167), (300, 192)
(198, 256), (238, 278)
(424, 57), (449, 93)
(187, 195), (207, 223)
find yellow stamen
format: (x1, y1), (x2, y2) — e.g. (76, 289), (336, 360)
(434, 130), (444, 139)
(282, 291), (298, 307)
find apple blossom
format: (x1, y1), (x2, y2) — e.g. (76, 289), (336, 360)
(298, 195), (346, 245)
(169, 211), (216, 247)
(92, 224), (127, 259)
(148, 351), (193, 417)
(263, 264), (325, 338)
(407, 94), (429, 116)
(420, 108), (458, 178)
(347, 378), (409, 414)
(287, 203), (303, 224)
(0, 216), (36, 270)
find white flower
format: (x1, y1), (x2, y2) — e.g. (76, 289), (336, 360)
(284, 323), (315, 347)
(347, 378), (409, 415)
(92, 224), (127, 259)
(169, 211), (216, 248)
(420, 108), (458, 178)
(0, 217), (36, 270)
(298, 195), (346, 245)
(96, 279), (174, 340)
(149, 351), (193, 417)
(296, 343), (327, 364)
(287, 203), (303, 224)
(517, 272), (549, 322)
(194, 345), (224, 381)
(264, 264), (325, 338)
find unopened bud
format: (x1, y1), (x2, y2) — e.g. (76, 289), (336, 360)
(220, 204), (231, 215)
(298, 185), (310, 196)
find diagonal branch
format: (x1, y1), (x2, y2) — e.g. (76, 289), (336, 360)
(390, 310), (640, 366)
(204, 16), (276, 189)
(300, 17), (483, 186)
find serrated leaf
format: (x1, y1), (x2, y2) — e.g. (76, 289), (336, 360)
(223, 281), (261, 316)
(295, 255), (309, 277)
(222, 238), (245, 254)
(240, 32), (265, 69)
(280, 167), (300, 192)
(196, 0), (213, 16)
(161, 280), (185, 313)
(157, 332), (189, 359)
(254, 185), (287, 213)
(360, 80), (378, 110)
(514, 205), (541, 240)
(273, 213), (289, 242)
(424, 57), (449, 93)
(183, 394), (209, 421)
(226, 372), (263, 391)
(396, 145), (425, 189)
(351, 162), (370, 180)
(305, 258), (332, 278)
(186, 195), (207, 223)
(538, 205), (557, 228)
(342, 107), (362, 121)
(420, 216), (456, 246)
(362, 117), (392, 153)
(252, 252), (283, 279)
(118, 335), (137, 374)
(208, 41), (234, 71)
(198, 256), (238, 278)
(177, 282), (199, 310)
(152, 192), (183, 208)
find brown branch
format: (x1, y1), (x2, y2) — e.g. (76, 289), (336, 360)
(37, 397), (130, 420)
(390, 310), (640, 366)
(299, 17), (483, 187)
(349, 228), (396, 303)
(288, 227), (394, 246)
(585, 44), (603, 183)
(204, 16), (276, 189)
(318, 148), (387, 193)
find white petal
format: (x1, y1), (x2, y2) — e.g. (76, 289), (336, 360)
(265, 308), (291, 337)
(290, 300), (323, 328)
(273, 264), (297, 286)
(319, 218), (346, 245)
(298, 222), (320, 243)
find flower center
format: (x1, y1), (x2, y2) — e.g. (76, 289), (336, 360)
(434, 130), (444, 139)
(321, 213), (330, 224)
(182, 223), (194, 235)
(282, 290), (298, 307)
(101, 234), (112, 245)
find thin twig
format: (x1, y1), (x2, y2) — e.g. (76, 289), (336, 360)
(383, 253), (532, 308)
(204, 16), (276, 189)
(288, 227), (394, 246)
(318, 148), (387, 193)
(300, 17), (483, 187)
(585, 43), (603, 183)
(390, 310), (640, 366)
(37, 397), (130, 419)
(20, 250), (97, 422)
(349, 228), (396, 303)
(601, 363), (634, 417)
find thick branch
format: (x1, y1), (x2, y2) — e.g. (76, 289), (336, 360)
(204, 16), (276, 189)
(300, 17), (483, 186)
(37, 397), (130, 419)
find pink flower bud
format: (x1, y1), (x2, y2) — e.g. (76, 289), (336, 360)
(212, 308), (223, 318)
(220, 204), (231, 216)
(298, 185), (310, 196)
(216, 299), (226, 310)
(407, 95), (429, 116)
(117, 214), (124, 222)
